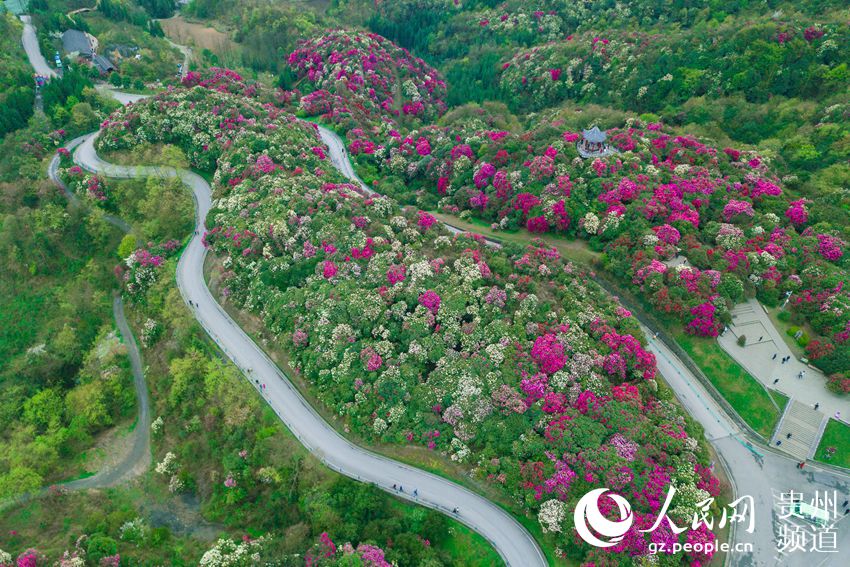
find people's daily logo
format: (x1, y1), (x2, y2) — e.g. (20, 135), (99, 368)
(573, 488), (634, 548)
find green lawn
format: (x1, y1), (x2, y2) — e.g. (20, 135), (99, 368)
(814, 419), (850, 469)
(431, 211), (600, 265)
(676, 332), (786, 438)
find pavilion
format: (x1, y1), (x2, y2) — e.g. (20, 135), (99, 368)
(577, 126), (610, 157)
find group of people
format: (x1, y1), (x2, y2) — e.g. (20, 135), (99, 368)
(389, 484), (460, 514)
(769, 353), (808, 384)
(771, 353), (793, 364)
(391, 484), (419, 498)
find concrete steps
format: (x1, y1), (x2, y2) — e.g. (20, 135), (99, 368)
(772, 399), (824, 461)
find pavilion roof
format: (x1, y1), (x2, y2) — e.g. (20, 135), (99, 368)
(582, 126), (607, 144)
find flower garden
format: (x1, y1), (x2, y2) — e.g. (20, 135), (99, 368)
(283, 29), (447, 130)
(338, 111), (849, 386)
(95, 75), (725, 563)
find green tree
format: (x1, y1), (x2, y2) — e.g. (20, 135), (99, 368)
(23, 388), (64, 432)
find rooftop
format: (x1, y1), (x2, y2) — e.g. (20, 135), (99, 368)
(582, 126), (607, 144)
(62, 29), (92, 56)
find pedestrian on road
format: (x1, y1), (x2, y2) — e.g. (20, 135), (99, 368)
(786, 433), (792, 439)
(815, 403), (820, 410)
(772, 353), (777, 360)
(773, 378), (780, 385)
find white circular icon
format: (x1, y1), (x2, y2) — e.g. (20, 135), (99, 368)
(574, 488), (634, 548)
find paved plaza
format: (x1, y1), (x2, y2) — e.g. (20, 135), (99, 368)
(718, 299), (848, 457)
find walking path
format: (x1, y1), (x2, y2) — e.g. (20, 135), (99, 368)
(72, 133), (545, 567)
(718, 299), (847, 429)
(0, 294), (151, 512)
(63, 295), (152, 489)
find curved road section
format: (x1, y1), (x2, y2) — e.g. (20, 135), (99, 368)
(73, 133), (546, 567)
(20, 15), (56, 78)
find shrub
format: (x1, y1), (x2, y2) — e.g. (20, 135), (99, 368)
(736, 335), (747, 347)
(777, 311), (791, 323)
(826, 374), (850, 395)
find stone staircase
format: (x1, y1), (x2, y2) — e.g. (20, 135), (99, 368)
(772, 399), (827, 461)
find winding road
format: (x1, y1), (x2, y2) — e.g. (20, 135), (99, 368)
(21, 14), (850, 564)
(72, 132), (546, 567)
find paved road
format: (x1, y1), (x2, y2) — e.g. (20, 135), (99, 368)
(95, 85), (149, 105)
(314, 124), (472, 240)
(19, 15), (56, 78)
(0, 295), (150, 512)
(64, 295), (152, 489)
(48, 135), (131, 233)
(73, 133), (546, 567)
(38, 37), (850, 560)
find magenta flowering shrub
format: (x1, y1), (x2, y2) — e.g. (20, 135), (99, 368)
(286, 30), (447, 129)
(61, 168), (110, 205)
(306, 534), (392, 567)
(115, 240), (181, 300)
(104, 85), (727, 562)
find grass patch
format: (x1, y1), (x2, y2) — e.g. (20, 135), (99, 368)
(430, 211), (600, 265)
(676, 331), (785, 438)
(814, 419), (850, 469)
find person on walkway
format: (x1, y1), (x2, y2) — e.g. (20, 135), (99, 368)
(842, 500), (848, 508)
(392, 484), (397, 490)
(399, 486), (404, 493)
(759, 336), (763, 341)
(452, 507), (459, 514)
(799, 462), (805, 470)
(773, 378), (780, 385)
(772, 353), (777, 360)
(413, 489), (418, 497)
(786, 433), (792, 439)
(815, 403), (820, 410)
